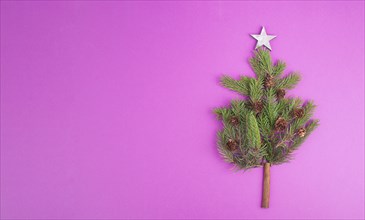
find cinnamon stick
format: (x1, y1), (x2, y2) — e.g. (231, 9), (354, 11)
(261, 163), (270, 208)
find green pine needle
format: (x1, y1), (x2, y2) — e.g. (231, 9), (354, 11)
(277, 73), (301, 89)
(215, 48), (319, 170)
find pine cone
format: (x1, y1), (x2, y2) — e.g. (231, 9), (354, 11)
(275, 117), (288, 131)
(227, 139), (238, 151)
(293, 108), (304, 118)
(276, 89), (286, 100)
(230, 116), (240, 126)
(264, 75), (274, 88)
(297, 128), (306, 137)
(252, 100), (264, 114)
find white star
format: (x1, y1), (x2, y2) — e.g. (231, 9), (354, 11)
(250, 27), (276, 51)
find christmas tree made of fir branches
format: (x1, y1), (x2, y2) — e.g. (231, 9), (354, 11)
(214, 48), (319, 208)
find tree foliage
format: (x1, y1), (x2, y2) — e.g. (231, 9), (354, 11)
(215, 48), (319, 169)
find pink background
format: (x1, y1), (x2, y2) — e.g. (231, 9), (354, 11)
(1, 1), (364, 219)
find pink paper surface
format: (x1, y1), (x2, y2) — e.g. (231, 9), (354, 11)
(1, 1), (364, 219)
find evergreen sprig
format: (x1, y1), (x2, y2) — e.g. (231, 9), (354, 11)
(215, 48), (319, 170)
(277, 73), (301, 89)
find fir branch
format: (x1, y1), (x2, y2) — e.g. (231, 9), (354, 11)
(230, 100), (247, 116)
(217, 131), (234, 163)
(257, 114), (271, 138)
(249, 48), (273, 78)
(280, 98), (303, 119)
(213, 107), (228, 119)
(291, 101), (316, 130)
(248, 78), (263, 102)
(272, 119), (319, 165)
(277, 73), (301, 89)
(245, 112), (261, 148)
(274, 133), (294, 149)
(291, 119), (319, 150)
(272, 60), (286, 77)
(221, 75), (250, 96)
(262, 88), (278, 127)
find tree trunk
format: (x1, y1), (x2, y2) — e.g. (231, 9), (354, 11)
(261, 163), (270, 208)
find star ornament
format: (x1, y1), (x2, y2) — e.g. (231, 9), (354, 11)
(251, 27), (276, 51)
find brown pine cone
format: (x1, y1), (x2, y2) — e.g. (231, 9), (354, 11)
(252, 100), (264, 114)
(230, 116), (240, 126)
(297, 128), (306, 137)
(276, 89), (286, 100)
(227, 139), (238, 151)
(264, 75), (274, 88)
(293, 108), (304, 118)
(275, 117), (288, 131)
